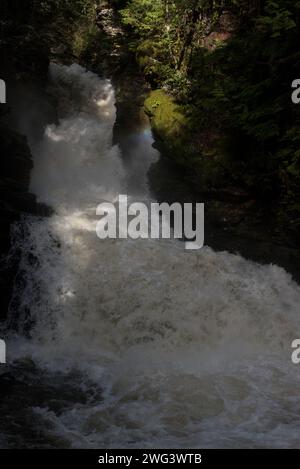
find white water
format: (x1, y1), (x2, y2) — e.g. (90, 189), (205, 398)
(8, 63), (300, 448)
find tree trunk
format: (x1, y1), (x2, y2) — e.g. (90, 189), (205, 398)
(177, 8), (201, 71)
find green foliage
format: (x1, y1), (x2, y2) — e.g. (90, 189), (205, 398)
(0, 0), (96, 62)
(257, 1), (296, 38)
(118, 0), (300, 210)
(121, 0), (165, 37)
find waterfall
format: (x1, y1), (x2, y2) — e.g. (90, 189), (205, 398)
(7, 63), (300, 449)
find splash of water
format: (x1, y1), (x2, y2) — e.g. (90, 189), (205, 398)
(8, 63), (300, 449)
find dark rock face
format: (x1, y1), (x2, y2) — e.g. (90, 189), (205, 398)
(0, 119), (37, 321)
(0, 0), (52, 321)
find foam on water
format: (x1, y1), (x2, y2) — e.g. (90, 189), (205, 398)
(8, 63), (300, 448)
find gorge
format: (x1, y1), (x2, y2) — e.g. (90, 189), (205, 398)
(1, 0), (300, 450)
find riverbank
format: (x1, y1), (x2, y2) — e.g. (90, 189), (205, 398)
(94, 4), (300, 282)
(111, 1), (300, 280)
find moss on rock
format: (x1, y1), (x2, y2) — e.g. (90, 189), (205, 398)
(144, 89), (192, 164)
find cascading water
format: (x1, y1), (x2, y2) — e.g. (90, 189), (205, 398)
(6, 63), (300, 448)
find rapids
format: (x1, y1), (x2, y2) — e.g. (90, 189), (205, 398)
(6, 63), (300, 449)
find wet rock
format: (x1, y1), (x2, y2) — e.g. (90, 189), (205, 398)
(0, 360), (102, 448)
(0, 123), (40, 321)
(0, 6), (54, 321)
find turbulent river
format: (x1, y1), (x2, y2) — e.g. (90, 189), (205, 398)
(5, 63), (300, 448)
